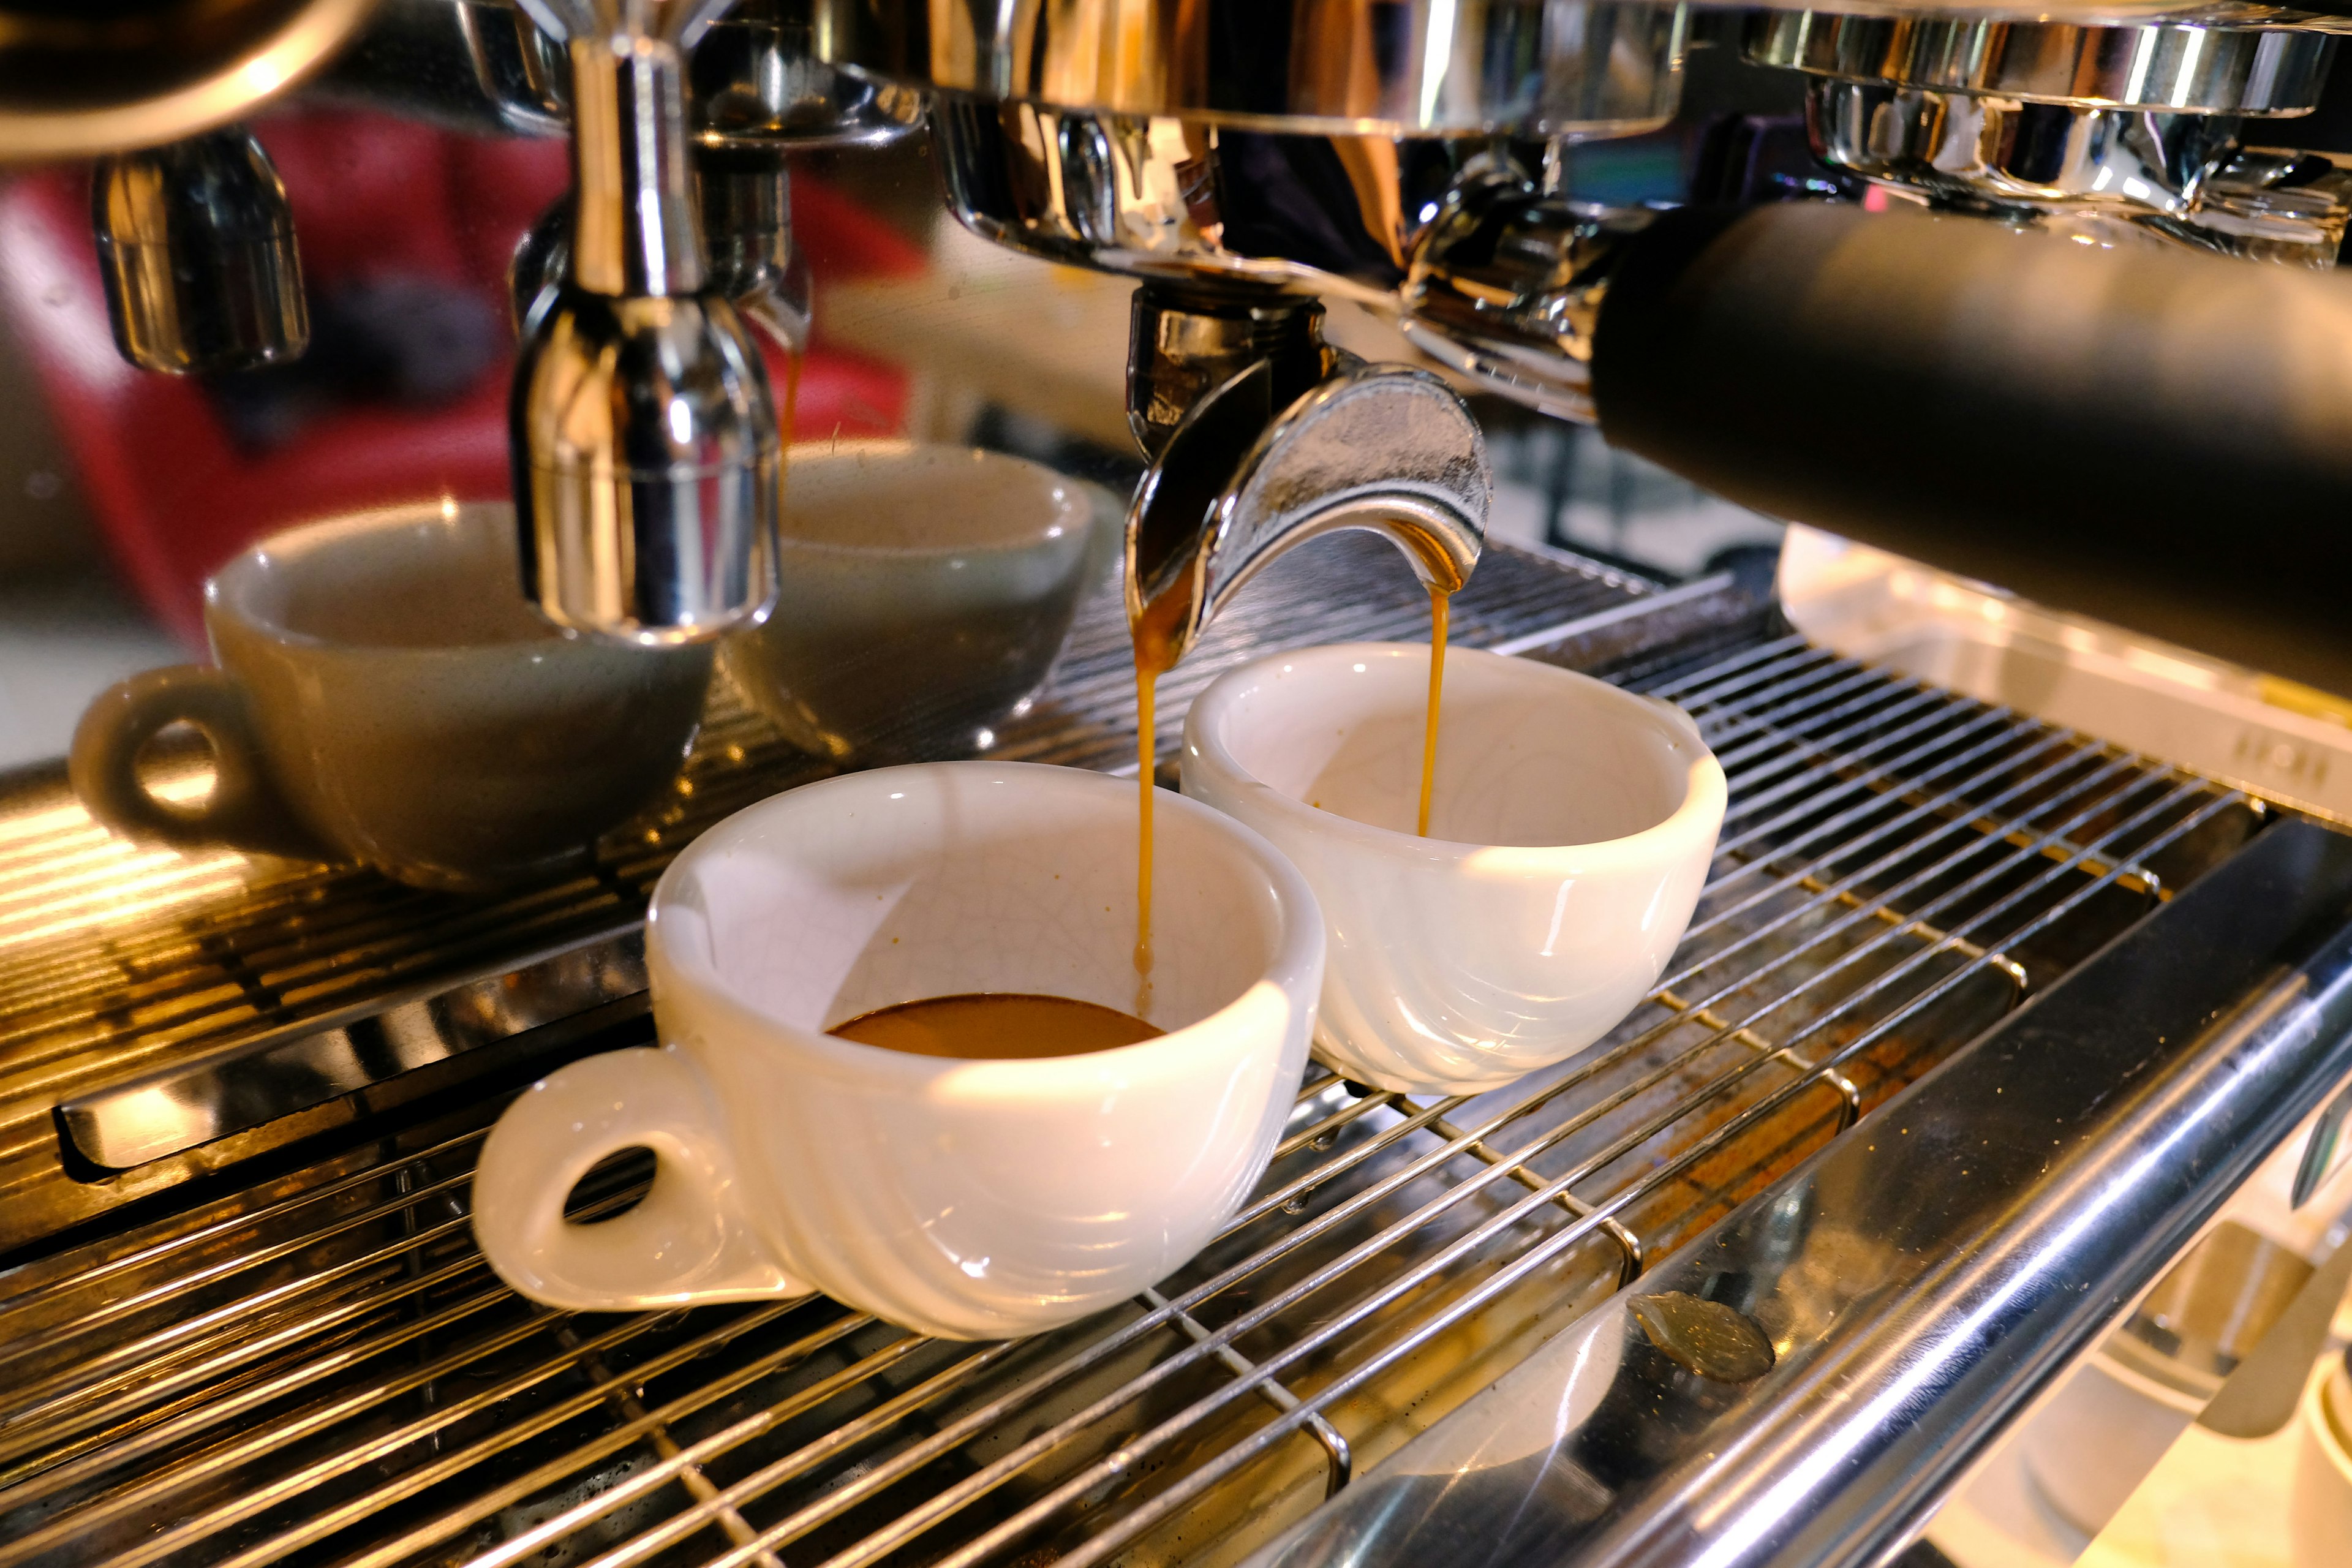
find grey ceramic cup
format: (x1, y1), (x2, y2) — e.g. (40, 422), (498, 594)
(69, 502), (714, 890)
(720, 442), (1099, 763)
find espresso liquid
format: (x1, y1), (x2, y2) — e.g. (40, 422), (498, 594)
(1419, 586), (1451, 838)
(831, 992), (1163, 1059)
(1130, 577), (1189, 1014)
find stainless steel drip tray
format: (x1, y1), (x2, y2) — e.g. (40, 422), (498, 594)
(48, 571), (1766, 1186)
(1781, 525), (2352, 825)
(0, 535), (1654, 1251)
(0, 593), (2283, 1568)
(55, 924), (647, 1172)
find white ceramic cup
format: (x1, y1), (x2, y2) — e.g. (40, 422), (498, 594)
(1182, 642), (1725, 1095)
(2292, 1354), (2352, 1566)
(471, 761), (1324, 1341)
(721, 442), (1099, 763)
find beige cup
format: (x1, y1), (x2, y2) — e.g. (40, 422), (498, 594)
(720, 442), (1098, 763)
(70, 502), (714, 889)
(2293, 1354), (2352, 1566)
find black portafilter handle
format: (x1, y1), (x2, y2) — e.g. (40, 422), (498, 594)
(1590, 200), (2352, 699)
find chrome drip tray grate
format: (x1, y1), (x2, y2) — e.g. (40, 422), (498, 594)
(0, 626), (2262, 1568)
(0, 537), (1641, 1247)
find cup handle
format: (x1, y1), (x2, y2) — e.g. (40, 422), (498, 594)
(67, 665), (324, 859)
(471, 1046), (809, 1311)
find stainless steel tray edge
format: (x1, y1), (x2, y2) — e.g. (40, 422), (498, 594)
(1246, 815), (2352, 1568)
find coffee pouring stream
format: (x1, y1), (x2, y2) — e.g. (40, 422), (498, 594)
(1121, 289), (1490, 993)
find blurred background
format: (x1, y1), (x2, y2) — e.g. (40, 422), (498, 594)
(0, 32), (1809, 772)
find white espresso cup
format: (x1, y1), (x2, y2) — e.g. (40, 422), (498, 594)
(471, 761), (1324, 1340)
(1183, 643), (1725, 1095)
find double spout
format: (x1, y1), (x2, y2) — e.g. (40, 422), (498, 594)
(1123, 285), (1490, 673)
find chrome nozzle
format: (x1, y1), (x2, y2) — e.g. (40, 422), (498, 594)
(92, 127), (309, 375)
(511, 17), (781, 644)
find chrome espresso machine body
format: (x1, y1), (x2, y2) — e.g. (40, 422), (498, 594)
(2, 2), (2352, 1567)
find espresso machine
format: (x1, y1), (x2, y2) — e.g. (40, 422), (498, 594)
(5, 2), (2352, 1566)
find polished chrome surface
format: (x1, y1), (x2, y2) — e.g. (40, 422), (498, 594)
(1806, 80), (2352, 263)
(2184, 143), (2352, 260)
(1749, 12), (2338, 114)
(323, 0), (919, 148)
(512, 1), (783, 643)
(1250, 813), (2351, 1568)
(1119, 277), (1489, 668)
(1809, 82), (2236, 215)
(91, 127), (310, 375)
(1129, 353), (1489, 667)
(933, 99), (1498, 300)
(816, 0), (1684, 135)
(1402, 175), (1653, 423)
(1777, 526), (2352, 826)
(0, 608), (2269, 1567)
(0, 534), (1641, 1250)
(512, 160), (813, 352)
(697, 157), (812, 351)
(559, 26), (707, 299)
(693, 0), (923, 149)
(1128, 287), (1330, 458)
(61, 925), (645, 1170)
(512, 289), (781, 643)
(317, 0), (571, 137)
(0, 0), (380, 160)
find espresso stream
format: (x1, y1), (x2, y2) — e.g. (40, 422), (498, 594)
(1128, 565), (1456, 1017)
(832, 993), (1163, 1058)
(839, 551), (1455, 1062)
(1419, 585), (1451, 839)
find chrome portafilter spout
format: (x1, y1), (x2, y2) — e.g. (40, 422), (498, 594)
(1124, 285), (1489, 670)
(92, 127), (309, 374)
(510, 0), (780, 644)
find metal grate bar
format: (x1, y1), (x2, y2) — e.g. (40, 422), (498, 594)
(0, 537), (1648, 1251)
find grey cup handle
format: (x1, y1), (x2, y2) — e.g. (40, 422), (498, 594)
(69, 665), (324, 860)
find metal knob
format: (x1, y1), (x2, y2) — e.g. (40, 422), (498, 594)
(91, 127), (309, 375)
(511, 7), (782, 644)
